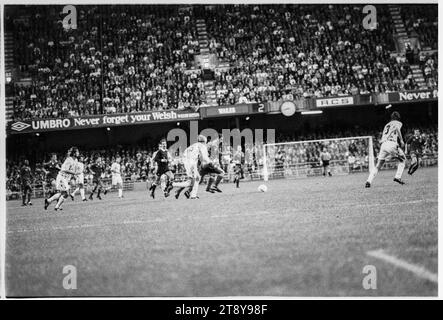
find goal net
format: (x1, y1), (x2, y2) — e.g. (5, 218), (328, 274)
(262, 136), (375, 181)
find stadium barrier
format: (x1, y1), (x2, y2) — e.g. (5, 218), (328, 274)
(7, 177), (135, 201)
(6, 154), (438, 200)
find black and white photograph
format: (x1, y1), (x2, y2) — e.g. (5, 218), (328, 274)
(1, 1), (439, 298)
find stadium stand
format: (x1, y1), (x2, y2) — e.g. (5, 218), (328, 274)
(7, 5), (205, 120)
(6, 4), (438, 118)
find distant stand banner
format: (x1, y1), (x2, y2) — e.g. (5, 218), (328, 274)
(7, 90), (438, 134)
(315, 96), (354, 108)
(8, 109), (201, 134)
(386, 89), (438, 103)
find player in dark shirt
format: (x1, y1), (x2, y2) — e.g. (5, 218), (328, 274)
(89, 156), (106, 200)
(149, 139), (174, 198)
(43, 154), (60, 197)
(233, 162), (243, 188)
(231, 146), (245, 189)
(406, 129), (424, 175)
(20, 159), (33, 206)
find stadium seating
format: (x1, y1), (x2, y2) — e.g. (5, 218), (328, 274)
(8, 5), (205, 120)
(400, 5), (437, 50)
(6, 4), (439, 118)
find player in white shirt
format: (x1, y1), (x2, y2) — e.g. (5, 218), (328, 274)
(70, 154), (87, 201)
(366, 111), (406, 187)
(173, 135), (212, 199)
(45, 147), (79, 211)
(104, 156), (124, 198)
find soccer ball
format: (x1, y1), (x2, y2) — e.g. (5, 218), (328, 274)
(258, 184), (268, 192)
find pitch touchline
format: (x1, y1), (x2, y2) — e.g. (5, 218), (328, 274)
(367, 249), (438, 284)
(7, 198), (436, 234)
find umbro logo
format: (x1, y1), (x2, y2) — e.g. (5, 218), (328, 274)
(11, 121), (31, 132)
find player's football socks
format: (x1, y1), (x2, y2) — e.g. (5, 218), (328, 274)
(70, 193), (74, 201)
(328, 172), (332, 177)
(44, 198), (49, 210)
(150, 184), (157, 198)
(206, 177), (214, 191)
(408, 162), (419, 175)
(89, 194), (94, 200)
(366, 168), (378, 184)
(211, 176), (223, 192)
(175, 187), (184, 199)
(395, 162), (405, 180)
(103, 189), (108, 195)
(184, 190), (191, 199)
(393, 178), (406, 185)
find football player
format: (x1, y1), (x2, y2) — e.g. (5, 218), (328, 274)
(45, 147), (79, 211)
(366, 112), (406, 187)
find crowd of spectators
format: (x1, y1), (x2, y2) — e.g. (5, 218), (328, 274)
(6, 4), (438, 119)
(8, 5), (205, 120)
(401, 5), (437, 51)
(205, 4), (432, 105)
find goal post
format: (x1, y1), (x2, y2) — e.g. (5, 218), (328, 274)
(262, 136), (375, 181)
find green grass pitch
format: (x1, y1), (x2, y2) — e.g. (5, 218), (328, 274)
(6, 167), (437, 297)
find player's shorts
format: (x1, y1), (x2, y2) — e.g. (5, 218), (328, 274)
(183, 158), (199, 179)
(93, 176), (104, 185)
(76, 173), (84, 185)
(409, 150), (421, 158)
(55, 174), (71, 192)
(112, 175), (123, 186)
(199, 163), (225, 176)
(21, 182), (32, 194)
(322, 160), (330, 167)
(156, 166), (171, 177)
(378, 141), (406, 161)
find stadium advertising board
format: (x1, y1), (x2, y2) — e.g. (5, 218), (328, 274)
(200, 103), (267, 118)
(315, 96), (354, 108)
(387, 89), (438, 103)
(8, 109), (201, 134)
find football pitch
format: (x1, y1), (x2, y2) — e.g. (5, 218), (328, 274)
(6, 167), (438, 297)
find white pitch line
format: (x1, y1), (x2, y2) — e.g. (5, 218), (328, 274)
(367, 249), (438, 284)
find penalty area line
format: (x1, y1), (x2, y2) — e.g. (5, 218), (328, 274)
(367, 249), (437, 284)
